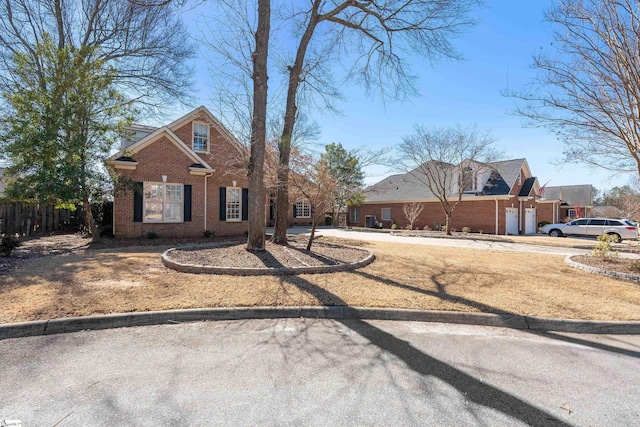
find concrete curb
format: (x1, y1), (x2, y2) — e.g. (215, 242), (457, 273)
(565, 255), (640, 283)
(162, 243), (375, 275)
(2, 307), (639, 340)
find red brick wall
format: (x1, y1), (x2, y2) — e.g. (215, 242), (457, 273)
(352, 199), (509, 233)
(114, 114), (250, 238)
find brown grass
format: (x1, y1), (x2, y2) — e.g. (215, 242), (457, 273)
(1, 237), (639, 324)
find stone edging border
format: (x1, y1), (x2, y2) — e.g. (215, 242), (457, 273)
(565, 255), (640, 283)
(162, 242), (375, 275)
(1, 307), (639, 340)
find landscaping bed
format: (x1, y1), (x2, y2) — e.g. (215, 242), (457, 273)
(573, 255), (640, 276)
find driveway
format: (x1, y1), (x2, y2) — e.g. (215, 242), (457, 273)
(1, 319), (638, 426)
(276, 227), (591, 256)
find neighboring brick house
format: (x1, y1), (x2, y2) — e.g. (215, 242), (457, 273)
(107, 106), (252, 238)
(352, 158), (592, 235)
(541, 185), (594, 222)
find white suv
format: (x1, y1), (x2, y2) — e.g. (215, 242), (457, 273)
(540, 218), (638, 241)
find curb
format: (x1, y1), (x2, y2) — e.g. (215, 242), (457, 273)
(565, 255), (640, 283)
(2, 307), (639, 340)
(162, 243), (375, 275)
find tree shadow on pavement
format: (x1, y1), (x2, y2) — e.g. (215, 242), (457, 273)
(352, 269), (640, 360)
(282, 275), (572, 427)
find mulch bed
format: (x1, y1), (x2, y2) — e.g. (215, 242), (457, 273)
(167, 237), (368, 269)
(573, 255), (640, 276)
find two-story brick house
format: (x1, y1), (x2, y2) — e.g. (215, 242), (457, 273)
(107, 106), (252, 238)
(352, 158), (593, 235)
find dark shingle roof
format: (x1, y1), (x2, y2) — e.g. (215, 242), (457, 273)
(364, 158), (524, 202)
(518, 177), (536, 197)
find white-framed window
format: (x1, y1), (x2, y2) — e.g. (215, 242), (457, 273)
(350, 207), (360, 223)
(381, 207), (391, 221)
(461, 166), (475, 192)
(295, 199), (311, 218)
(193, 122), (209, 153)
(568, 208), (577, 219)
(226, 187), (241, 222)
(143, 182), (183, 223)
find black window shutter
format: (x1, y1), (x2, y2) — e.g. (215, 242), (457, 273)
(293, 203), (297, 218)
(219, 187), (226, 221)
(242, 188), (249, 221)
(184, 185), (192, 222)
(133, 182), (143, 222)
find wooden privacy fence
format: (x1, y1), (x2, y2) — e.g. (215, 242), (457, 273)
(0, 202), (80, 236)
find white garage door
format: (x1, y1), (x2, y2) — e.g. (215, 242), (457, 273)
(525, 208), (537, 234)
(505, 208), (518, 235)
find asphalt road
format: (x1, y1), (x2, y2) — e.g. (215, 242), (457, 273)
(1, 319), (639, 426)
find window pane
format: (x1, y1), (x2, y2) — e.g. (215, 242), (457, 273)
(144, 183), (163, 222)
(193, 123), (208, 152)
(588, 219), (606, 226)
(165, 184), (183, 221)
(226, 188), (241, 220)
(296, 199), (311, 218)
(381, 208), (391, 220)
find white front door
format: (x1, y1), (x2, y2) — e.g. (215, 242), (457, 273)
(505, 207), (518, 235)
(525, 208), (537, 234)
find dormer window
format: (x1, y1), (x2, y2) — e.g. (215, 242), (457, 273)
(193, 122), (209, 153)
(461, 166), (475, 192)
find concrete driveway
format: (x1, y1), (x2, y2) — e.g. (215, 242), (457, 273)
(1, 319), (638, 426)
(275, 226), (591, 256)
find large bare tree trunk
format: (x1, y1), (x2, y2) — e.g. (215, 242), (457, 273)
(246, 0), (270, 251)
(272, 0), (321, 244)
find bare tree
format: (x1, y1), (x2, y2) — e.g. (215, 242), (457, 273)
(402, 202), (424, 230)
(246, 0), (270, 250)
(598, 180), (640, 220)
(397, 125), (499, 235)
(509, 0), (640, 178)
(0, 0), (194, 112)
(289, 151), (335, 250)
(270, 0), (481, 244)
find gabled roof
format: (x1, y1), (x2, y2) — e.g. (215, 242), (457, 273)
(491, 158), (527, 190)
(107, 126), (213, 170)
(165, 105), (245, 155)
(543, 185), (594, 206)
(364, 158), (523, 203)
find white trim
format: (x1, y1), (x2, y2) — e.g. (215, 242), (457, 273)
(295, 199), (312, 218)
(192, 121), (210, 153)
(143, 182), (184, 223)
(225, 187), (242, 222)
(362, 195), (513, 204)
(166, 106), (245, 154)
(106, 160), (138, 170)
(381, 207), (392, 221)
(190, 167), (215, 176)
(107, 127), (213, 170)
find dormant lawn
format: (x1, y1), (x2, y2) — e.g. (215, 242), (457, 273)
(1, 234), (638, 324)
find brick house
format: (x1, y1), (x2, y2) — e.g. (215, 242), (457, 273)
(107, 106), (253, 238)
(351, 158), (593, 235)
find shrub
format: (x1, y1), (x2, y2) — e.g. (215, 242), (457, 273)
(591, 234), (618, 258)
(391, 222), (398, 230)
(423, 225), (431, 231)
(405, 224), (413, 230)
(0, 235), (21, 257)
(203, 230), (214, 238)
(631, 260), (640, 273)
(461, 226), (471, 234)
(538, 220), (551, 228)
(146, 231), (160, 239)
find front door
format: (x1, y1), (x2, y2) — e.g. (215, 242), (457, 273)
(505, 207), (518, 235)
(525, 208), (537, 234)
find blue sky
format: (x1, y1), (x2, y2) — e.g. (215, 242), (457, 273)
(182, 0), (633, 192)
